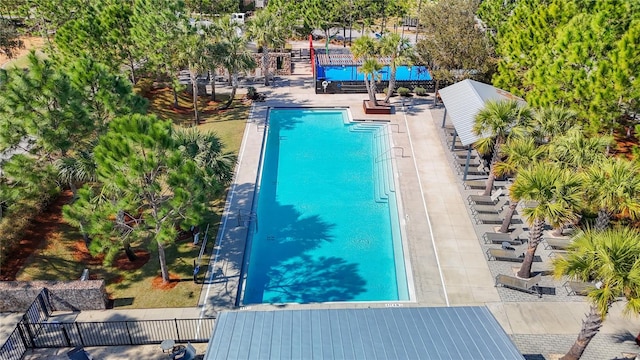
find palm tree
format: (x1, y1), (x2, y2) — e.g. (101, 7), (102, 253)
(553, 227), (640, 360)
(547, 127), (612, 170)
(175, 128), (237, 188)
(55, 142), (98, 199)
(530, 105), (577, 144)
(351, 36), (381, 106)
(583, 158), (640, 230)
(215, 18), (257, 110)
(510, 163), (583, 278)
(473, 99), (533, 196)
(246, 9), (287, 86)
(493, 138), (547, 233)
(359, 59), (383, 106)
(175, 26), (210, 125)
(379, 33), (412, 103)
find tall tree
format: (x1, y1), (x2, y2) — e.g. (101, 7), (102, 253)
(379, 33), (413, 103)
(246, 9), (287, 86)
(511, 163), (583, 279)
(554, 227), (640, 360)
(0, 54), (92, 159)
(416, 0), (495, 91)
(473, 99), (532, 196)
(174, 21), (213, 125)
(70, 114), (213, 282)
(493, 137), (547, 233)
(351, 36), (381, 106)
(131, 0), (188, 108)
(215, 16), (256, 110)
(54, 1), (141, 84)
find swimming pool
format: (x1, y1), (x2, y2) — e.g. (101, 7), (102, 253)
(317, 65), (432, 82)
(241, 108), (409, 304)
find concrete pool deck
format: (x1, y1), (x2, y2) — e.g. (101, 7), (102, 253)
(194, 58), (640, 358)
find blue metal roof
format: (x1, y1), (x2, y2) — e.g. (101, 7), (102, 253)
(204, 307), (523, 360)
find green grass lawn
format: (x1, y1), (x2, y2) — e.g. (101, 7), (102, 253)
(16, 86), (249, 309)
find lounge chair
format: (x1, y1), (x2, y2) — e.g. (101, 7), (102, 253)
(495, 273), (542, 297)
(483, 231), (526, 245)
(467, 188), (503, 205)
(486, 248), (525, 262)
(562, 280), (591, 296)
(543, 237), (572, 250)
(548, 250), (568, 259)
(463, 179), (488, 190)
(67, 347), (94, 360)
(471, 197), (508, 214)
(474, 211), (508, 224)
(173, 342), (197, 360)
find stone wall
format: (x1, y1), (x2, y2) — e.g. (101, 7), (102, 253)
(0, 280), (107, 312)
(251, 52), (292, 76)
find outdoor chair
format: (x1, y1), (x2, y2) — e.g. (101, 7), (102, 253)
(562, 280), (591, 296)
(473, 210), (509, 224)
(486, 248), (525, 262)
(463, 179), (487, 190)
(67, 347), (94, 360)
(173, 342), (197, 360)
(471, 197), (508, 215)
(543, 237), (573, 250)
(495, 273), (542, 298)
(468, 188), (503, 205)
(548, 250), (569, 259)
(483, 231), (526, 245)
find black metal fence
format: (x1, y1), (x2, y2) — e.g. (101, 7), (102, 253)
(316, 80), (438, 94)
(0, 290), (215, 360)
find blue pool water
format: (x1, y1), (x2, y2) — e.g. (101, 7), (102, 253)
(318, 65), (431, 82)
(241, 108), (408, 304)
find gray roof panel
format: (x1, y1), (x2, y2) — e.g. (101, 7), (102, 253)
(205, 307), (524, 360)
(439, 79), (526, 146)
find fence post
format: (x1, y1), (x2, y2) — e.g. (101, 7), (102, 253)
(174, 319), (181, 342)
(75, 322), (85, 347)
(60, 324), (71, 347)
(17, 322), (31, 349)
(125, 321), (133, 345)
(21, 315), (35, 346)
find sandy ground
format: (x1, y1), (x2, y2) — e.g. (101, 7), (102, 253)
(0, 36), (45, 67)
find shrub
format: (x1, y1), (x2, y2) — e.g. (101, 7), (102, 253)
(414, 86), (427, 96)
(247, 86), (258, 99)
(381, 87), (389, 94)
(397, 87), (411, 96)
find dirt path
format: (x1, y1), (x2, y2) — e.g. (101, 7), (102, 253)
(0, 36), (45, 68)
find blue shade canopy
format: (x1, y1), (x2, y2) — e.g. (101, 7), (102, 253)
(205, 307), (524, 360)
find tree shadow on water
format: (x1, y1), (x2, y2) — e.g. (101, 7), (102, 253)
(242, 201), (368, 305)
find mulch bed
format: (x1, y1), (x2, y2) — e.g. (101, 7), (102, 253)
(151, 273), (181, 290)
(0, 190), (73, 281)
(0, 189), (155, 281)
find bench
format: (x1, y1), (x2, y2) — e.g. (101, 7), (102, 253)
(495, 273), (542, 297)
(486, 248), (525, 262)
(483, 232), (525, 245)
(562, 281), (591, 296)
(543, 237), (572, 250)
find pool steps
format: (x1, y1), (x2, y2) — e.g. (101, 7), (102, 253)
(349, 123), (395, 203)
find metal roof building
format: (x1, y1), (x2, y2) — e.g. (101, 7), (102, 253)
(204, 306), (524, 360)
(438, 79), (526, 147)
